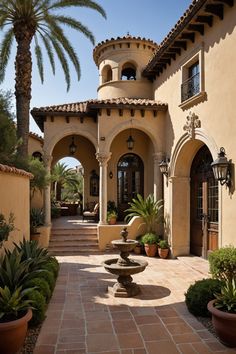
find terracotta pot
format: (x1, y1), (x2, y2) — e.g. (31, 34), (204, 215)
(109, 217), (117, 225)
(133, 245), (142, 255)
(144, 244), (157, 257)
(30, 232), (40, 242)
(207, 299), (236, 347)
(0, 309), (32, 354)
(158, 248), (169, 259)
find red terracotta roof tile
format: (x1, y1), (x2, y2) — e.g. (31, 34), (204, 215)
(0, 164), (33, 178)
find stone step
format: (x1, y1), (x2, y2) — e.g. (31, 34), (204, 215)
(49, 240), (98, 247)
(49, 246), (101, 256)
(50, 235), (98, 241)
(51, 228), (97, 236)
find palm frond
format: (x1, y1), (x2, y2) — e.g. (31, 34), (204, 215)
(38, 30), (55, 75)
(49, 0), (106, 19)
(0, 28), (14, 82)
(34, 34), (44, 83)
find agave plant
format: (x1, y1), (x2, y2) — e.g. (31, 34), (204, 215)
(0, 212), (15, 247)
(214, 278), (236, 313)
(0, 286), (33, 321)
(125, 194), (163, 233)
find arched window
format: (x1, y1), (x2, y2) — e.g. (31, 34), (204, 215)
(121, 62), (136, 80)
(32, 151), (43, 161)
(102, 65), (112, 83)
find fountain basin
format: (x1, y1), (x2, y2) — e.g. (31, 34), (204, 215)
(103, 258), (148, 275)
(111, 239), (138, 253)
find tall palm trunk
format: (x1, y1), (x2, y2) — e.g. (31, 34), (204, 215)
(14, 23), (35, 157)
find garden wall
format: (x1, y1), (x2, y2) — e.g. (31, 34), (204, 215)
(0, 164), (32, 255)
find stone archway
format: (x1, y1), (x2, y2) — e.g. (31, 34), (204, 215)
(168, 130), (219, 257)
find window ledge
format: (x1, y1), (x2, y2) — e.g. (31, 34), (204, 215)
(179, 91), (207, 110)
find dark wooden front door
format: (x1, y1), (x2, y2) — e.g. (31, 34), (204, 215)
(190, 145), (219, 258)
(117, 154), (144, 220)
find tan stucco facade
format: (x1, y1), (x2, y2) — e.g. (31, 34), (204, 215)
(0, 166), (31, 255)
(31, 2), (236, 256)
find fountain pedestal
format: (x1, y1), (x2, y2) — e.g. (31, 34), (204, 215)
(103, 228), (148, 297)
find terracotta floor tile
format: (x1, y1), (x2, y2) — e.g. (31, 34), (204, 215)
(117, 333), (144, 349)
(37, 333), (58, 345)
(87, 319), (114, 334)
(172, 332), (202, 344)
(134, 315), (161, 325)
(146, 340), (180, 354)
(57, 342), (86, 350)
(204, 340), (230, 351)
(113, 319), (138, 334)
(86, 333), (119, 352)
(85, 310), (110, 321)
(34, 345), (55, 354)
(177, 343), (198, 354)
(139, 323), (170, 341)
(166, 322), (193, 335)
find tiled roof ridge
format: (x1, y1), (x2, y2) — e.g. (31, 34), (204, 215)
(31, 97), (167, 113)
(144, 0), (207, 70)
(29, 131), (43, 141)
(93, 34), (158, 54)
(0, 164), (33, 178)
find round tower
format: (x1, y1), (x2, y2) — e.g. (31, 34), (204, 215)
(93, 35), (158, 100)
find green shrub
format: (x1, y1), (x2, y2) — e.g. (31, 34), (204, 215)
(158, 239), (170, 249)
(39, 270), (56, 291)
(0, 212), (15, 247)
(42, 258), (59, 278)
(27, 289), (46, 326)
(214, 278), (236, 313)
(208, 246), (236, 281)
(25, 278), (51, 302)
(185, 278), (222, 317)
(141, 233), (159, 245)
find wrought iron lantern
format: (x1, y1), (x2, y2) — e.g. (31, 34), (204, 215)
(211, 147), (231, 187)
(126, 134), (135, 150)
(69, 137), (77, 155)
(159, 159), (169, 177)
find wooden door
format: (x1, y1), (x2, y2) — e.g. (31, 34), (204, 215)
(190, 146), (218, 258)
(117, 154), (144, 220)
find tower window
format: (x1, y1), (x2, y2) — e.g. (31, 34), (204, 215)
(121, 63), (136, 80)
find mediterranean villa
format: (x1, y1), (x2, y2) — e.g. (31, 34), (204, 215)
(26, 0), (236, 258)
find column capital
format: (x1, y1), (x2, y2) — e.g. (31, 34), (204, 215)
(96, 152), (112, 166)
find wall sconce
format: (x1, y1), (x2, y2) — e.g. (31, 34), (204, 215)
(211, 147), (231, 187)
(159, 159), (169, 177)
(126, 119), (135, 150)
(69, 136), (77, 155)
(109, 171), (113, 179)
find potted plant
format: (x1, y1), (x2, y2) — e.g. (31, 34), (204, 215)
(141, 233), (159, 257)
(30, 208), (44, 241)
(158, 239), (170, 259)
(107, 201), (118, 225)
(107, 210), (118, 225)
(0, 213), (15, 247)
(133, 235), (143, 255)
(0, 285), (33, 354)
(207, 278), (236, 347)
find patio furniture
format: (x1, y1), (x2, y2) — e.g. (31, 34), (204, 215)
(82, 203), (99, 222)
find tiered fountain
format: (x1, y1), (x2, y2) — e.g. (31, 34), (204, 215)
(103, 228), (148, 297)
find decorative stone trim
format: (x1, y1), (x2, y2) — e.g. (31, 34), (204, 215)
(0, 164), (33, 179)
(183, 111), (201, 139)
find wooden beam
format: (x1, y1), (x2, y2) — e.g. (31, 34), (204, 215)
(65, 117), (70, 123)
(140, 109), (145, 118)
(80, 117), (84, 123)
(188, 24), (205, 35)
(106, 108), (111, 116)
(119, 109), (123, 117)
(180, 32), (195, 43)
(130, 109), (135, 117)
(195, 15), (213, 27)
(213, 0), (234, 6)
(172, 41), (187, 50)
(163, 52), (176, 60)
(159, 58), (171, 65)
(167, 47), (181, 55)
(205, 3), (224, 20)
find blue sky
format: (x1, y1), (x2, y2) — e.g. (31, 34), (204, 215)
(0, 0), (191, 167)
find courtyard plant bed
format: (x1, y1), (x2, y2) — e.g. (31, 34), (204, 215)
(0, 240), (59, 353)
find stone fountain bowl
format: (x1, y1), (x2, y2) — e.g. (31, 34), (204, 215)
(103, 258), (148, 276)
(111, 239), (138, 253)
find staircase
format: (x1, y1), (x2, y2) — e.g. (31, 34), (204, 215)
(48, 226), (100, 256)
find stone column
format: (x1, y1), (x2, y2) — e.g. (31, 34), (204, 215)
(96, 152), (111, 224)
(153, 152), (164, 202)
(43, 153), (52, 226)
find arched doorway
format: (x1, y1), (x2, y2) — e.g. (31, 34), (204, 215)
(117, 153), (144, 219)
(190, 145), (218, 258)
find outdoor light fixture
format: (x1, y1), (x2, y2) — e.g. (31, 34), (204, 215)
(211, 147), (231, 187)
(69, 136), (77, 155)
(159, 159), (169, 177)
(126, 119), (135, 150)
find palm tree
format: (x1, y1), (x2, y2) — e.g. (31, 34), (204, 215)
(51, 162), (82, 201)
(0, 0), (106, 157)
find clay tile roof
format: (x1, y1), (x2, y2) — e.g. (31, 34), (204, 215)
(31, 98), (167, 131)
(143, 0), (209, 75)
(29, 131), (43, 142)
(0, 164), (33, 179)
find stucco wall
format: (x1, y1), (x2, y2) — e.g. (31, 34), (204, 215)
(153, 6), (236, 253)
(0, 165), (31, 255)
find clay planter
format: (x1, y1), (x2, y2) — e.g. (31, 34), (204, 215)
(133, 244), (142, 255)
(108, 217), (117, 225)
(158, 248), (169, 259)
(144, 244), (157, 257)
(207, 300), (236, 347)
(0, 309), (32, 354)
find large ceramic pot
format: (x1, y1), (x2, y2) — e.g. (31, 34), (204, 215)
(0, 309), (32, 354)
(144, 244), (157, 257)
(207, 300), (236, 347)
